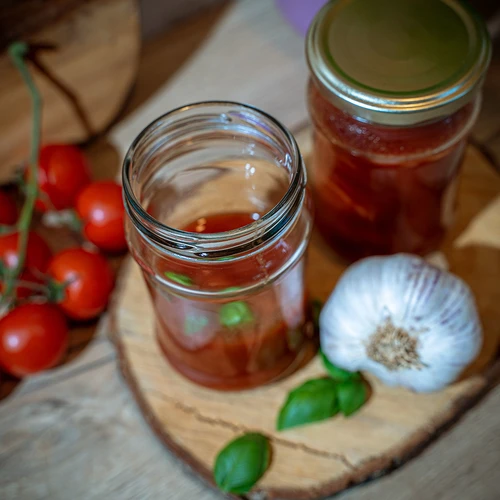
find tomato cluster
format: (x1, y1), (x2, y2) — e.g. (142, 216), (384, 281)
(0, 144), (127, 378)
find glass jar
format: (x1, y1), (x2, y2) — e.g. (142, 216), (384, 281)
(123, 102), (315, 391)
(306, 0), (491, 260)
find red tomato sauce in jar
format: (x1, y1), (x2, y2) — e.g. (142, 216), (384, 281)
(305, 0), (490, 260)
(308, 84), (476, 260)
(123, 102), (313, 391)
(149, 212), (315, 391)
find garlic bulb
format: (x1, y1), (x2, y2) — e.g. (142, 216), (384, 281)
(320, 254), (482, 393)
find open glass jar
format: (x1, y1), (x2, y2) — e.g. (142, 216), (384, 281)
(306, 0), (491, 260)
(123, 102), (315, 391)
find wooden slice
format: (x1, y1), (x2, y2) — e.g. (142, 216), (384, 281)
(0, 0), (140, 183)
(110, 140), (500, 500)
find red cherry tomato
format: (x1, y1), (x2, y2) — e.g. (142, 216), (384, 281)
(33, 144), (91, 212)
(0, 191), (17, 225)
(0, 303), (68, 377)
(75, 181), (127, 252)
(0, 232), (52, 298)
(0, 231), (52, 273)
(48, 248), (114, 320)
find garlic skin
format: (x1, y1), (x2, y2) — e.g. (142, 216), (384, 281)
(320, 254), (482, 393)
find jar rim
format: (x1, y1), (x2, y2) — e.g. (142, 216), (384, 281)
(122, 101), (307, 259)
(306, 0), (491, 126)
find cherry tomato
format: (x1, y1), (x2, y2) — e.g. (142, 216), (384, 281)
(0, 231), (52, 273)
(0, 191), (17, 225)
(0, 303), (68, 377)
(48, 247), (114, 320)
(33, 144), (91, 212)
(75, 181), (127, 252)
(0, 232), (52, 298)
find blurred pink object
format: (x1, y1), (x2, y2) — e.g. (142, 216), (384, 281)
(275, 0), (328, 36)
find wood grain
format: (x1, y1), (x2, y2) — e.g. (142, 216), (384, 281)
(0, 1), (83, 50)
(0, 0), (140, 183)
(110, 143), (500, 500)
(109, 0), (309, 159)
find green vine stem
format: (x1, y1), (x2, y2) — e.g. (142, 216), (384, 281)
(2, 42), (42, 304)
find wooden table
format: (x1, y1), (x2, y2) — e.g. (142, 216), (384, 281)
(1, 2), (500, 499)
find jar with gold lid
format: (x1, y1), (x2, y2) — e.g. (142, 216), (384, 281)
(306, 0), (491, 260)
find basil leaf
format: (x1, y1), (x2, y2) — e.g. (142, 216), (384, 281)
(219, 301), (253, 328)
(320, 350), (361, 382)
(277, 378), (339, 431)
(214, 433), (270, 494)
(165, 272), (193, 286)
(184, 314), (209, 335)
(337, 379), (367, 417)
(311, 299), (323, 330)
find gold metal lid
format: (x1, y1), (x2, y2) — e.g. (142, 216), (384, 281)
(306, 0), (491, 125)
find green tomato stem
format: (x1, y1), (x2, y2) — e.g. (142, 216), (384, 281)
(1, 42), (42, 304)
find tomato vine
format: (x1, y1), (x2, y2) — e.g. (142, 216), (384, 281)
(2, 42), (42, 305)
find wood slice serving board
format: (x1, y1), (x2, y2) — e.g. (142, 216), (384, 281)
(110, 138), (500, 500)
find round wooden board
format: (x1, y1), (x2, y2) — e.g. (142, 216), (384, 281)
(0, 0), (140, 184)
(110, 139), (500, 500)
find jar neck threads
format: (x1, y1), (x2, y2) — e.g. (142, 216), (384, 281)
(123, 101), (306, 260)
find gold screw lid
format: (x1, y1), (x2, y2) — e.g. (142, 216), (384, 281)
(306, 0), (491, 125)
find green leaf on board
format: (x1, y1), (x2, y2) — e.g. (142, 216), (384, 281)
(213, 433), (271, 494)
(320, 350), (361, 382)
(337, 379), (368, 417)
(277, 378), (339, 431)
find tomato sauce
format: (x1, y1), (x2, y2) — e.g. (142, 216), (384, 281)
(149, 212), (315, 390)
(308, 83), (475, 260)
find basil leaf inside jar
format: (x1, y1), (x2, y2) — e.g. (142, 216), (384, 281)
(184, 314), (209, 336)
(214, 433), (271, 494)
(164, 272), (193, 286)
(277, 378), (339, 431)
(219, 301), (253, 328)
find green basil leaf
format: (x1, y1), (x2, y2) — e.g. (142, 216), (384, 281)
(213, 432), (270, 494)
(320, 350), (361, 382)
(184, 314), (209, 335)
(311, 299), (323, 330)
(337, 380), (368, 417)
(165, 272), (193, 286)
(219, 301), (253, 328)
(277, 378), (339, 431)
